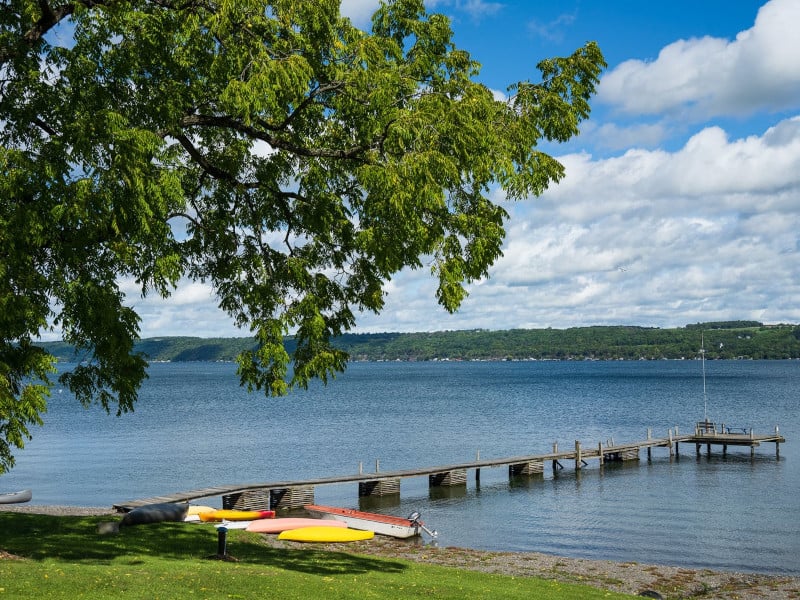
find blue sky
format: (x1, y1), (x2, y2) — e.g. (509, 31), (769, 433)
(120, 0), (800, 338)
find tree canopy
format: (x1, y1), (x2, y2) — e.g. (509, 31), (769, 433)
(0, 0), (604, 472)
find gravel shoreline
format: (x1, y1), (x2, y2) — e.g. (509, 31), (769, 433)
(3, 505), (799, 599)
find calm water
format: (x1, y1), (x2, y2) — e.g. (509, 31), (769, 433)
(2, 360), (798, 575)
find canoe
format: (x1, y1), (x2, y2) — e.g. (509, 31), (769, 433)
(0, 489), (32, 504)
(246, 517), (348, 534)
(278, 526), (374, 543)
(198, 509), (275, 522)
(304, 504), (422, 538)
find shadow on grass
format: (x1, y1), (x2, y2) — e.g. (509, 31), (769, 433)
(0, 513), (407, 576)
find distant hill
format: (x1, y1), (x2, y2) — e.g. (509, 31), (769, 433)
(40, 337), (257, 363)
(38, 321), (800, 362)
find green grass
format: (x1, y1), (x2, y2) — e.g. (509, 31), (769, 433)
(0, 513), (636, 599)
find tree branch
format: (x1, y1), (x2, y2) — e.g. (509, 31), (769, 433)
(270, 80), (347, 132)
(180, 113), (372, 160)
(174, 132), (252, 186)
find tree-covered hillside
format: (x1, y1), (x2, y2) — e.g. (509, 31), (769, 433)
(40, 322), (800, 363)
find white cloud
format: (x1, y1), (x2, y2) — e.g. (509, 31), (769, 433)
(355, 113), (800, 332)
(117, 278), (240, 338)
(598, 0), (800, 118)
(339, 0), (381, 27)
(455, 0), (504, 19)
(490, 88), (508, 102)
(583, 121), (669, 151)
(526, 11), (577, 43)
(251, 139), (276, 158)
(426, 0), (503, 21)
(548, 117), (800, 211)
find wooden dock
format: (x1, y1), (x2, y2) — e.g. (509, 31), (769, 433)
(113, 423), (785, 512)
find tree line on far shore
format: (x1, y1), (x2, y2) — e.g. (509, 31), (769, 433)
(40, 321), (800, 363)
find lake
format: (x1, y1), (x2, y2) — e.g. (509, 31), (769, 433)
(2, 359), (798, 575)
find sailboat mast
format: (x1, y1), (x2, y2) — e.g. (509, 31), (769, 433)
(701, 333), (708, 423)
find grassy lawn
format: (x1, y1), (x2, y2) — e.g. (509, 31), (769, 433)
(0, 513), (637, 599)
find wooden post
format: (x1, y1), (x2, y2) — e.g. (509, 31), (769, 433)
(375, 459), (380, 473)
(552, 441), (559, 472)
(598, 442), (604, 466)
(669, 429), (675, 457)
(476, 449), (481, 485)
(359, 461), (363, 474)
(575, 440), (582, 471)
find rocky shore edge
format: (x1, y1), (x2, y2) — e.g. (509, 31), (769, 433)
(3, 505), (798, 600)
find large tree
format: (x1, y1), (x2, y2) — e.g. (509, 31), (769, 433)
(0, 0), (604, 472)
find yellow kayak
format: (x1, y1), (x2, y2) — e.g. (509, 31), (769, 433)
(278, 526), (374, 543)
(199, 509), (275, 522)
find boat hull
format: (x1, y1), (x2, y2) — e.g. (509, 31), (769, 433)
(0, 489), (32, 504)
(278, 526), (374, 543)
(246, 517), (347, 534)
(304, 504), (421, 538)
(198, 509), (275, 522)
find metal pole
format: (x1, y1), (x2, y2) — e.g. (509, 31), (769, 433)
(217, 526), (228, 558)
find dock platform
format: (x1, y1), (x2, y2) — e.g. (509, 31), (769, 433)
(113, 423), (784, 512)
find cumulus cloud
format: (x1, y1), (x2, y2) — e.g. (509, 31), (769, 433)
(117, 278), (240, 338)
(488, 117), (800, 327)
(356, 114), (800, 332)
(545, 118), (800, 213)
(598, 0), (800, 118)
(339, 0), (381, 26)
(583, 121), (670, 151)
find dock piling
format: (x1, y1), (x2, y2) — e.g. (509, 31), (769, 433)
(669, 429), (675, 457)
(552, 441), (559, 472)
